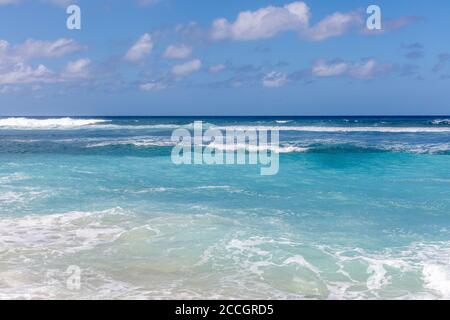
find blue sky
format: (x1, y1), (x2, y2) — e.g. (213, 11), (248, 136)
(0, 0), (449, 115)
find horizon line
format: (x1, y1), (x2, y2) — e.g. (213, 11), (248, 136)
(1, 115), (449, 118)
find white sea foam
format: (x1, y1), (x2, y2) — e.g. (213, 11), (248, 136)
(0, 191), (25, 205)
(191, 186), (248, 194)
(0, 117), (109, 130)
(0, 208), (128, 254)
(1, 206), (449, 300)
(87, 138), (174, 148)
(0, 173), (30, 183)
(0, 189), (48, 207)
(198, 234), (450, 300)
(431, 119), (450, 125)
(283, 255), (321, 275)
(133, 187), (172, 193)
(423, 264), (450, 298)
(207, 142), (308, 153)
(275, 120), (293, 124)
(99, 123), (195, 130)
(209, 140), (447, 154)
(319, 242), (450, 299)
(215, 125), (450, 133)
(86, 137), (308, 153)
(412, 242), (450, 299)
(383, 143), (450, 154)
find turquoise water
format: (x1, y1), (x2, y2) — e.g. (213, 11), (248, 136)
(0, 116), (449, 299)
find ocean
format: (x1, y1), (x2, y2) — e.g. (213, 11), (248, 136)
(0, 116), (449, 299)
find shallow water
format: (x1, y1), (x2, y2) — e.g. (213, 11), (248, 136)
(0, 116), (449, 299)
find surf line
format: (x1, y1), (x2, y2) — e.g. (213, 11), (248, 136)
(171, 121), (280, 176)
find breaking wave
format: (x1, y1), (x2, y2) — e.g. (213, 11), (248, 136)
(431, 119), (450, 125)
(215, 125), (450, 133)
(0, 118), (109, 130)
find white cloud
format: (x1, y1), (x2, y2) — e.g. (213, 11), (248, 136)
(124, 33), (153, 63)
(209, 64), (226, 73)
(312, 59), (390, 79)
(262, 71), (288, 87)
(306, 11), (362, 41)
(140, 81), (167, 91)
(163, 44), (192, 60)
(0, 38), (87, 88)
(171, 59), (202, 77)
(209, 2), (366, 42)
(0, 0), (76, 6)
(312, 60), (349, 77)
(211, 1), (310, 41)
(16, 38), (84, 60)
(62, 58), (91, 79)
(0, 38), (83, 67)
(0, 58), (92, 86)
(348, 59), (379, 78)
(0, 63), (54, 85)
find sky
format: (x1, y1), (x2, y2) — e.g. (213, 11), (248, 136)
(0, 0), (449, 116)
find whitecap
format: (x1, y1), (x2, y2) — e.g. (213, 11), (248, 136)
(215, 125), (450, 133)
(431, 119), (450, 125)
(275, 120), (293, 124)
(0, 208), (128, 254)
(86, 138), (174, 148)
(206, 142), (308, 153)
(0, 117), (109, 130)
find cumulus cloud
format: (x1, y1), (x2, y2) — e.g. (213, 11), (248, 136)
(312, 58), (391, 79)
(384, 16), (422, 31)
(16, 38), (84, 60)
(262, 71), (288, 87)
(0, 38), (87, 88)
(362, 16), (421, 36)
(306, 11), (363, 41)
(211, 1), (310, 41)
(163, 44), (192, 59)
(208, 2), (417, 42)
(209, 2), (366, 42)
(171, 59), (202, 77)
(0, 58), (92, 86)
(140, 81), (167, 91)
(0, 0), (76, 6)
(0, 63), (55, 85)
(312, 60), (348, 77)
(124, 33), (153, 63)
(62, 58), (91, 79)
(0, 38), (83, 66)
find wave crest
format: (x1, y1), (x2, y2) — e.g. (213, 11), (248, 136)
(216, 125), (450, 133)
(0, 117), (109, 130)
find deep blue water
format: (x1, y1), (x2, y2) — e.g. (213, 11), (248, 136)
(0, 116), (449, 299)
